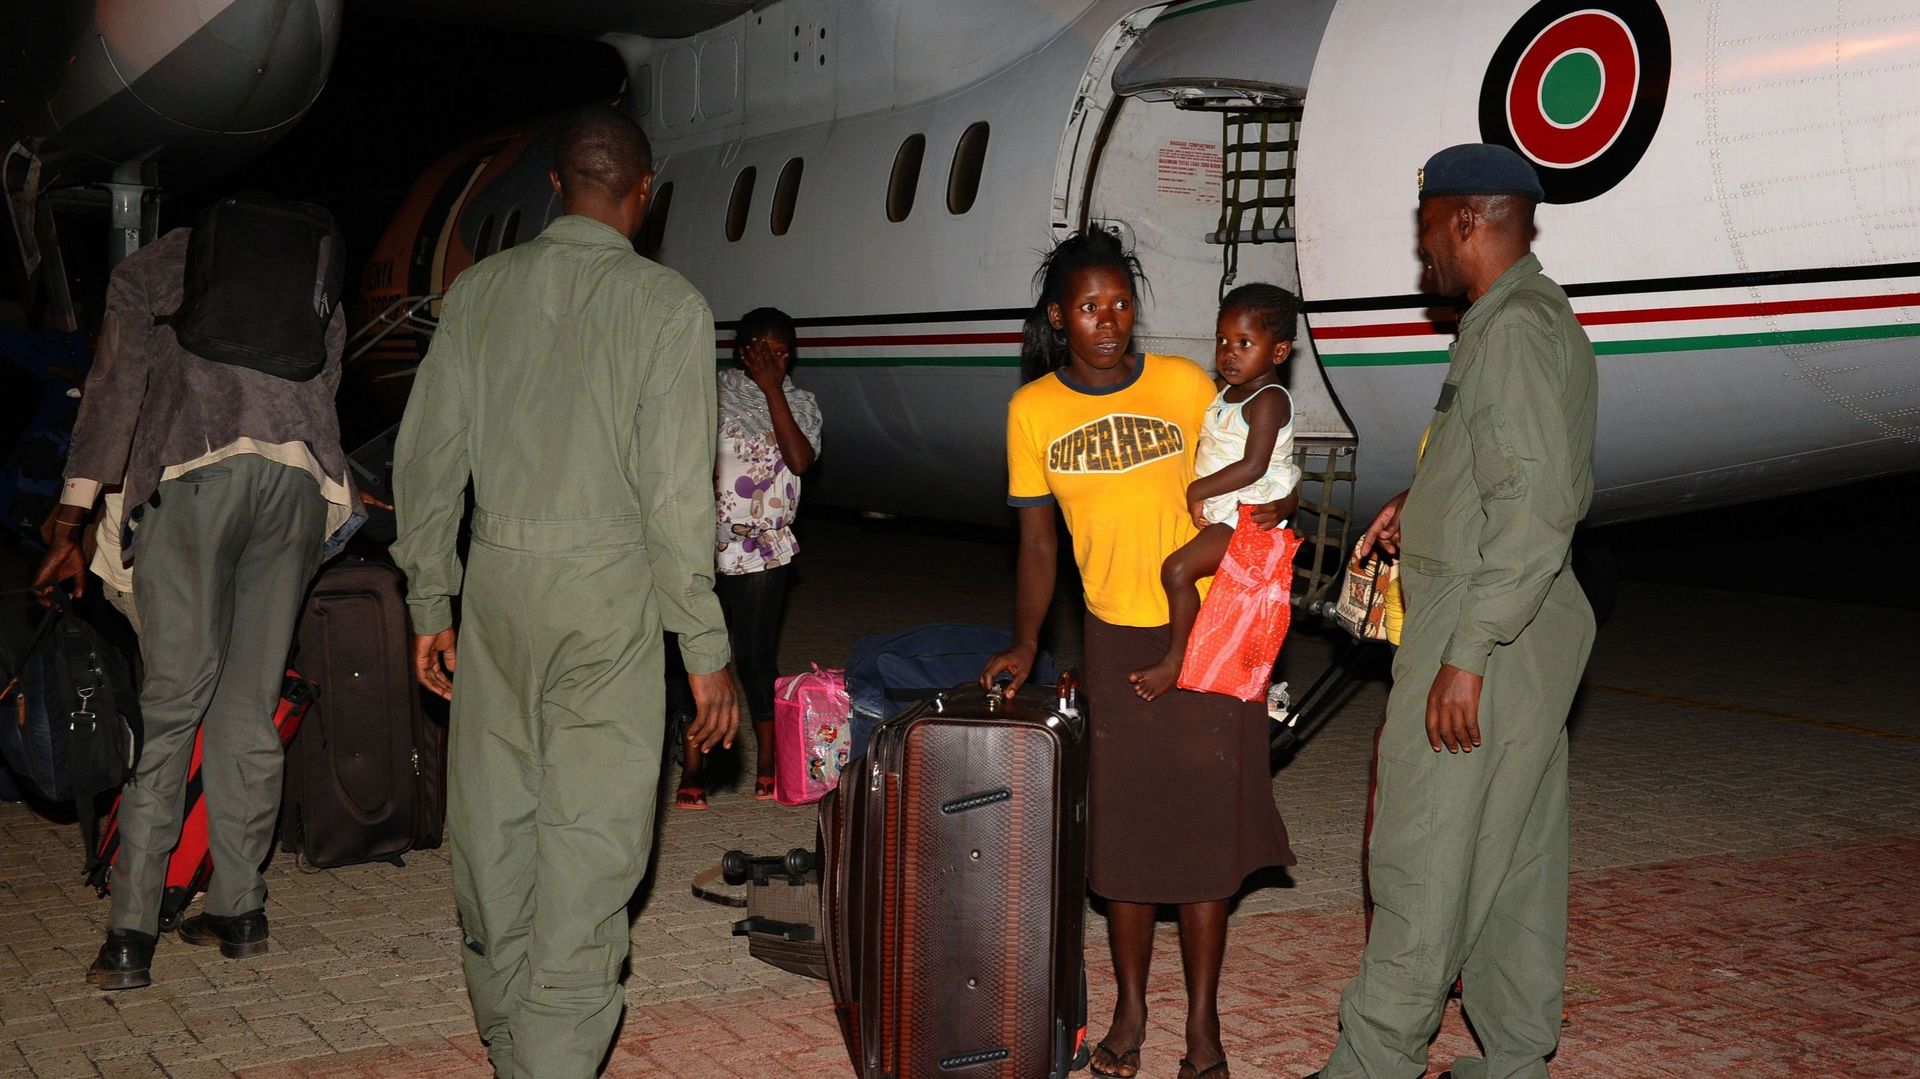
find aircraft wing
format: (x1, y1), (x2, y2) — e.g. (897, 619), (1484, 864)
(356, 0), (769, 38)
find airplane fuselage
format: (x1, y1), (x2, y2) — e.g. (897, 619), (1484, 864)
(352, 0), (1920, 530)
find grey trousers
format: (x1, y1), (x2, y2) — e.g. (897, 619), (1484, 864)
(110, 456), (325, 935)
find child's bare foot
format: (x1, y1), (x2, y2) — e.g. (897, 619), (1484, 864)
(1127, 658), (1180, 702)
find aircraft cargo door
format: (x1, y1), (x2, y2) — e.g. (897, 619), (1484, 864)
(1081, 78), (1352, 441)
(1076, 0), (1356, 601)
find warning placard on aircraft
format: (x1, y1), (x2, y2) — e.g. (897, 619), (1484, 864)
(1155, 138), (1221, 208)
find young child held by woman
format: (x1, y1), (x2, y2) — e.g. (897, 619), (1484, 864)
(1128, 284), (1301, 702)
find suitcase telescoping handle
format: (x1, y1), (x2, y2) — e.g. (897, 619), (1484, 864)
(986, 672), (1014, 711)
(938, 670), (1083, 736)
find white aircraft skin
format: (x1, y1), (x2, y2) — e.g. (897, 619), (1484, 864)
(362, 0), (1920, 529)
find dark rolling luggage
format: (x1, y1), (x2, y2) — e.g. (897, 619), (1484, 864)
(693, 848), (829, 982)
(280, 559), (446, 868)
(89, 671), (316, 929)
(821, 679), (1089, 1079)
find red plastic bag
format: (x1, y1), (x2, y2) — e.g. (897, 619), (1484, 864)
(1176, 507), (1301, 702)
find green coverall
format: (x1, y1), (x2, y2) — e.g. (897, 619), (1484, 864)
(1324, 253), (1598, 1079)
(390, 215), (730, 1079)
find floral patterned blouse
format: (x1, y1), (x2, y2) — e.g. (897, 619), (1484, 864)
(715, 367), (823, 575)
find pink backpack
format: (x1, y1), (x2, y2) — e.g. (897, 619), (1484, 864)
(772, 665), (852, 806)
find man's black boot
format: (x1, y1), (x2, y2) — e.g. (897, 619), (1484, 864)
(177, 908), (269, 959)
(86, 928), (157, 990)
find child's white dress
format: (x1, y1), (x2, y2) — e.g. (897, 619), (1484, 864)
(1193, 384), (1300, 527)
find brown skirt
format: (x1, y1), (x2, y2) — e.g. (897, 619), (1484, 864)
(1083, 615), (1294, 904)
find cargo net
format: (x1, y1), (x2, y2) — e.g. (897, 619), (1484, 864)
(1291, 441), (1357, 615)
(1212, 107), (1302, 297)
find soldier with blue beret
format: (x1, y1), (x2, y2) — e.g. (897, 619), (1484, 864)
(1306, 143), (1599, 1079)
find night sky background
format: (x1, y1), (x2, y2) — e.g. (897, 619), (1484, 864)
(183, 12), (627, 272)
(8, 11), (1917, 607)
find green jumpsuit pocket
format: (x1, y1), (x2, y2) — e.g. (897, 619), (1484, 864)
(1367, 752), (1443, 969)
(1467, 405), (1526, 500)
(534, 962), (622, 991)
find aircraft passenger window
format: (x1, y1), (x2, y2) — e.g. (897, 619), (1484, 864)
(501, 210), (522, 250)
(887, 134), (926, 223)
(947, 122), (990, 216)
(772, 158), (804, 236)
(642, 182), (674, 256)
(727, 166), (757, 243)
(474, 214), (498, 259)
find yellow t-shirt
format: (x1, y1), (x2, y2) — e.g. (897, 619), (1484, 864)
(1007, 354), (1216, 627)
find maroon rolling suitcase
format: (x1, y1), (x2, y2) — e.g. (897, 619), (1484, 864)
(280, 559), (446, 868)
(820, 679), (1089, 1079)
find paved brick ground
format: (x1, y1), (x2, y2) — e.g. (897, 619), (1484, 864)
(3, 518), (1916, 1077)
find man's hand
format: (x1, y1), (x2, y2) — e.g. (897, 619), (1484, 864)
(687, 665), (742, 752)
(1189, 499), (1210, 530)
(32, 510), (90, 603)
(1425, 663), (1483, 753)
(413, 629), (458, 701)
(1358, 491), (1409, 558)
(741, 339), (789, 395)
(980, 639), (1038, 697)
(1245, 490), (1300, 530)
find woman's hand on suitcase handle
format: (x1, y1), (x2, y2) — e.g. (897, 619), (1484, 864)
(687, 664), (742, 753)
(413, 630), (458, 701)
(980, 640), (1037, 697)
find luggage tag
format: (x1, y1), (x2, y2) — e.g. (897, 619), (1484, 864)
(70, 686), (97, 738)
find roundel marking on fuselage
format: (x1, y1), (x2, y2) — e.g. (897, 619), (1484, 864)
(1478, 1), (1672, 203)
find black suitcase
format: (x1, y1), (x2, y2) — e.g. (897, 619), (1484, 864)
(280, 559), (446, 868)
(821, 680), (1090, 1079)
(0, 594), (139, 873)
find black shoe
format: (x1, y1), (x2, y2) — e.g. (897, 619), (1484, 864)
(177, 908), (270, 959)
(86, 929), (156, 990)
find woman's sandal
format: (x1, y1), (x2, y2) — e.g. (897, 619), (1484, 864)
(1087, 1042), (1142, 1079)
(754, 775), (777, 801)
(1177, 1058), (1230, 1079)
(675, 784), (708, 811)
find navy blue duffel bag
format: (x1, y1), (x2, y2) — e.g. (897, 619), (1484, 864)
(843, 622), (1059, 762)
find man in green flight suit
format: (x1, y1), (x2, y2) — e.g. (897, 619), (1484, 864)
(391, 105), (740, 1078)
(1306, 144), (1599, 1079)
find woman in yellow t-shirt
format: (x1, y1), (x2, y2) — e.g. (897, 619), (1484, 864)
(981, 230), (1294, 1079)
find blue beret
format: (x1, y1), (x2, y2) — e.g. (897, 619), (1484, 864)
(1418, 143), (1545, 202)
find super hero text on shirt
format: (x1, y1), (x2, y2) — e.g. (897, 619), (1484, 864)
(1046, 414), (1186, 474)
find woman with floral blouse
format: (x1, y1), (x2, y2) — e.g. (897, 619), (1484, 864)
(677, 307), (823, 808)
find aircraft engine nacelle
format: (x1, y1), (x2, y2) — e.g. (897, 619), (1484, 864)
(3, 0), (344, 190)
